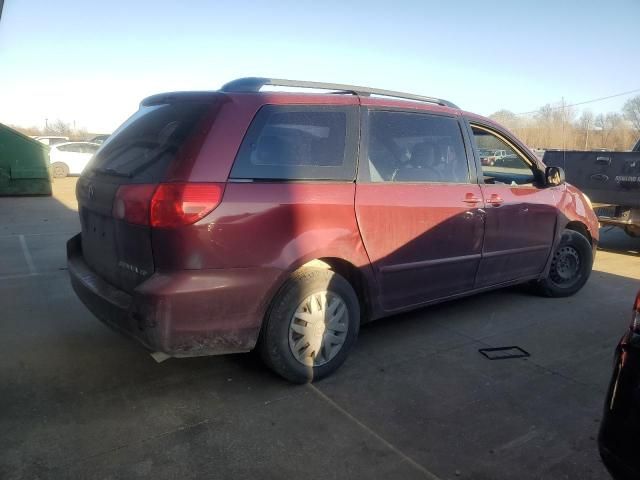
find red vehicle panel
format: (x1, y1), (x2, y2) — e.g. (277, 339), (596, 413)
(355, 183), (484, 311)
(67, 78), (600, 382)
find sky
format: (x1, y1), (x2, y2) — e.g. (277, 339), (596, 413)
(1, 0), (639, 133)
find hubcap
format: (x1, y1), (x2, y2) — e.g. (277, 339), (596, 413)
(288, 291), (349, 367)
(550, 245), (580, 285)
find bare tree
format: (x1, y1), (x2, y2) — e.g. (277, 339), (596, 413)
(623, 95), (640, 134)
(595, 113), (625, 149)
(489, 110), (518, 126)
(45, 119), (72, 136)
(577, 110), (594, 149)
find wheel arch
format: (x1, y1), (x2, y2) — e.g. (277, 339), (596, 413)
(298, 257), (372, 324)
(565, 220), (592, 246)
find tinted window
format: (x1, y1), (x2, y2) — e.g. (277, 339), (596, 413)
(89, 101), (213, 180)
(365, 111), (469, 183)
(231, 105), (357, 181)
(471, 126), (537, 185)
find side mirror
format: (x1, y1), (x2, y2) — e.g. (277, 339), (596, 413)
(545, 166), (565, 186)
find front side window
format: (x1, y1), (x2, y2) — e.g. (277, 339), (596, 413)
(471, 125), (538, 186)
(231, 105), (357, 181)
(365, 111), (469, 183)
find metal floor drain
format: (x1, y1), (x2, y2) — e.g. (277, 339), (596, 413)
(479, 346), (530, 360)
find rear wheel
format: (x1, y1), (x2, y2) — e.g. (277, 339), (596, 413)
(535, 229), (593, 297)
(51, 162), (69, 178)
(259, 268), (360, 383)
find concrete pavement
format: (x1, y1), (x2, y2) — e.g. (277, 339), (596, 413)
(1, 178), (638, 479)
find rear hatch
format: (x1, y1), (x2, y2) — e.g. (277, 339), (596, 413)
(76, 93), (223, 293)
(543, 150), (640, 207)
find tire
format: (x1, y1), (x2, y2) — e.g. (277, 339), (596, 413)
(51, 162), (69, 178)
(535, 229), (593, 297)
(259, 267), (360, 383)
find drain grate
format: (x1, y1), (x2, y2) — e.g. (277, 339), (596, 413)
(478, 346), (530, 360)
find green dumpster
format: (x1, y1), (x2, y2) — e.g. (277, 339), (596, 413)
(0, 123), (52, 196)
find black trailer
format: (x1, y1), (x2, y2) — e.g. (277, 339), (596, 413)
(544, 140), (640, 237)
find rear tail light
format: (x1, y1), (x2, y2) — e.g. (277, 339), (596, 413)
(150, 183), (224, 228)
(113, 183), (224, 228)
(631, 291), (640, 334)
(113, 184), (156, 225)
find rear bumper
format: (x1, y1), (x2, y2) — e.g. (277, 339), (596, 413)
(67, 234), (280, 357)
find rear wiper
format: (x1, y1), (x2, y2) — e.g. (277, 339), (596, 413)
(92, 167), (131, 178)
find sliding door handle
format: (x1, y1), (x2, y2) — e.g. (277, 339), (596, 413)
(463, 193), (482, 205)
(489, 194), (504, 206)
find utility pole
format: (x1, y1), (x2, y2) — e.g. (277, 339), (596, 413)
(585, 117), (590, 150)
(561, 97), (566, 151)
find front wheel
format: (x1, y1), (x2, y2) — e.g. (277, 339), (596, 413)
(535, 229), (593, 297)
(259, 268), (360, 383)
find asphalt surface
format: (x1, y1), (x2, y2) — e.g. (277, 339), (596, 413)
(1, 178), (639, 480)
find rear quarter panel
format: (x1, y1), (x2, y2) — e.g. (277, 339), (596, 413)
(151, 182), (378, 327)
(151, 93), (378, 330)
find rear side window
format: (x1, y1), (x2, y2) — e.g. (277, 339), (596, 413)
(364, 110), (469, 183)
(89, 101), (213, 181)
(230, 105), (358, 181)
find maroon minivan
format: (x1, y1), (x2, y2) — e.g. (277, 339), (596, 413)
(68, 77), (599, 382)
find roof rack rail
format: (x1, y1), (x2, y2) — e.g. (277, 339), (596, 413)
(220, 77), (459, 109)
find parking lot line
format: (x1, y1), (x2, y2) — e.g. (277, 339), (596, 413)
(308, 384), (443, 480)
(18, 234), (37, 274)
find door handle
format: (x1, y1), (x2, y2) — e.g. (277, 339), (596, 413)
(489, 194), (504, 206)
(463, 193), (482, 205)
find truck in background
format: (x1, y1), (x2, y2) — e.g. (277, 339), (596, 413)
(544, 138), (640, 237)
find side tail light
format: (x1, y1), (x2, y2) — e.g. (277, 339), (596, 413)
(113, 183), (224, 228)
(150, 183), (225, 228)
(631, 291), (640, 334)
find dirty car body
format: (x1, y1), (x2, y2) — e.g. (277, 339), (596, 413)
(67, 78), (599, 381)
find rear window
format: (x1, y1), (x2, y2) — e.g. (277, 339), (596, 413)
(230, 105), (357, 181)
(89, 101), (212, 181)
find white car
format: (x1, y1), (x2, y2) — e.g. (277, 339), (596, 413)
(49, 142), (100, 178)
